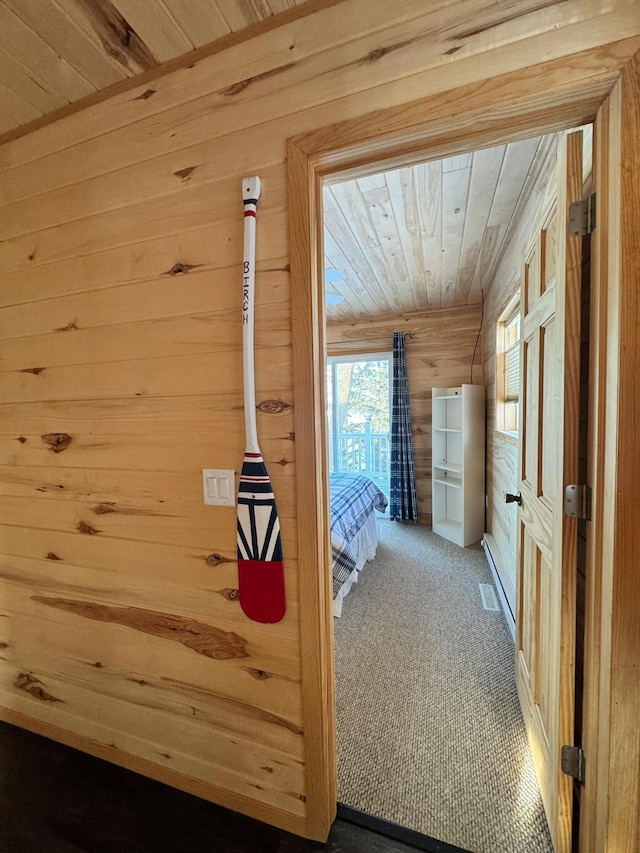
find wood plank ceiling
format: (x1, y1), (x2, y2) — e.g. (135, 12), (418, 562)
(323, 134), (556, 321)
(0, 0), (306, 137)
(0, 1), (572, 327)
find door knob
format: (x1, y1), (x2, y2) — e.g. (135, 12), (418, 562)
(505, 491), (522, 506)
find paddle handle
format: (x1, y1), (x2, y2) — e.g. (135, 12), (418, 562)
(242, 176), (261, 454)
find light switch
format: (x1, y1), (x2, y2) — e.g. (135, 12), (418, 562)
(202, 469), (235, 506)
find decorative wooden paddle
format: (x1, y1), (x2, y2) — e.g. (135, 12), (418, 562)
(237, 176), (286, 623)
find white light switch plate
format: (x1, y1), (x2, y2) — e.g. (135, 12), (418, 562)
(202, 469), (235, 506)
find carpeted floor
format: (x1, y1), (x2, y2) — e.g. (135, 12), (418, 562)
(334, 519), (554, 853)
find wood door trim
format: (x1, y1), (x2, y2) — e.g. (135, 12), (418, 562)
(579, 93), (613, 853)
(581, 49), (640, 853)
(288, 139), (337, 841)
(288, 42), (637, 844)
(555, 128), (585, 852)
(605, 54), (640, 852)
(291, 38), (639, 175)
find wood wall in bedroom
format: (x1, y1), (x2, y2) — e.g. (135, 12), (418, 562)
(481, 140), (550, 619)
(481, 130), (591, 621)
(326, 306), (483, 523)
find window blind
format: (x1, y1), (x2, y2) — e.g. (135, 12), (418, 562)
(504, 344), (520, 402)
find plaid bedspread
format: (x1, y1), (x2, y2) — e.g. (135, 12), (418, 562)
(330, 473), (388, 597)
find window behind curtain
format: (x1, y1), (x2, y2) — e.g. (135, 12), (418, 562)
(326, 354), (391, 500)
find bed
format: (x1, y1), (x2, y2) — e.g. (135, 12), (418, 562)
(330, 473), (388, 616)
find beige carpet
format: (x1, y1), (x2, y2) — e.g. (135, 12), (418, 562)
(334, 519), (554, 853)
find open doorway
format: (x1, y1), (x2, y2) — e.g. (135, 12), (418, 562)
(318, 127), (590, 851)
(287, 54), (637, 853)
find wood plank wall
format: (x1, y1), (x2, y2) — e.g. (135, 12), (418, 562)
(482, 130), (592, 620)
(0, 0), (638, 840)
(327, 306), (483, 523)
(482, 275), (520, 612)
(482, 138), (558, 614)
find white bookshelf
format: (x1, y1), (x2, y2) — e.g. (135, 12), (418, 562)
(432, 384), (485, 547)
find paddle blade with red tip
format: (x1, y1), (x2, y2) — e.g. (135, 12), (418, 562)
(237, 453), (285, 623)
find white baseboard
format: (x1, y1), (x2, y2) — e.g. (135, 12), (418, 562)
(482, 535), (515, 641)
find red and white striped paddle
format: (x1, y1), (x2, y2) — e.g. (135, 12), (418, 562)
(236, 177), (286, 623)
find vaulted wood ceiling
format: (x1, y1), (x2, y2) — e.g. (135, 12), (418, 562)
(0, 0), (306, 137)
(323, 134), (557, 322)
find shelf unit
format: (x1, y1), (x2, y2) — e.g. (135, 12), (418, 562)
(432, 384), (485, 547)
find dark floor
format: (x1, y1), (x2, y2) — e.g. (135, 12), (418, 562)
(0, 722), (437, 853)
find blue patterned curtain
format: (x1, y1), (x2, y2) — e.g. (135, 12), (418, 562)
(390, 332), (419, 522)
